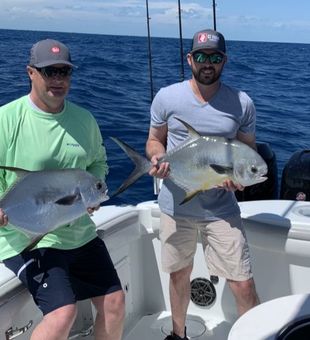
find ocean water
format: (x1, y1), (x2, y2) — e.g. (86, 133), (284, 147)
(0, 29), (308, 205)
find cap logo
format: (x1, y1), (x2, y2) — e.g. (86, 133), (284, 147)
(207, 34), (220, 42)
(51, 46), (60, 54)
(197, 33), (208, 44)
(197, 33), (220, 45)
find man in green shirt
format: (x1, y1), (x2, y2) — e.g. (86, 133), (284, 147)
(0, 39), (124, 340)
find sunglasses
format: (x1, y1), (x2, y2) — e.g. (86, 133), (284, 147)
(192, 52), (224, 64)
(35, 66), (73, 78)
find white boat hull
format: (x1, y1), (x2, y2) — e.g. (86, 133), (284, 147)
(1, 199), (310, 339)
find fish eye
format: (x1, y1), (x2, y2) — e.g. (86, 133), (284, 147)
(251, 166), (258, 174)
(96, 182), (102, 190)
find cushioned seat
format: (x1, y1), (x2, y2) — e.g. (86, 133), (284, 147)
(228, 294), (310, 340)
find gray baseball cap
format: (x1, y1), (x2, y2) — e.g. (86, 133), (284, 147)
(29, 39), (75, 67)
(191, 29), (226, 54)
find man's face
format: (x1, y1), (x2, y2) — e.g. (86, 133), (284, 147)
(27, 64), (72, 113)
(188, 49), (226, 85)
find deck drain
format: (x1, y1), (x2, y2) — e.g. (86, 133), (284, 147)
(190, 277), (216, 307)
(161, 318), (207, 338)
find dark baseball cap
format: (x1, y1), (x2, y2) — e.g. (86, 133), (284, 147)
(191, 29), (226, 54)
(29, 39), (76, 68)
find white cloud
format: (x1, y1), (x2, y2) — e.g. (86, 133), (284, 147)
(0, 1), (309, 43)
(0, 1), (211, 24)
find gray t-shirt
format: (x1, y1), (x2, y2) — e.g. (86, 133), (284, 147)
(150, 80), (256, 220)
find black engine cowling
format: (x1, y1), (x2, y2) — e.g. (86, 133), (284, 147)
(280, 150), (310, 201)
(235, 142), (278, 201)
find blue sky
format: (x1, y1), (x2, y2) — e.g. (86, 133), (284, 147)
(1, 0), (310, 43)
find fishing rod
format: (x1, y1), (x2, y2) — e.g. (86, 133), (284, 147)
(145, 0), (186, 102)
(178, 0), (217, 82)
(177, 0), (185, 82)
(145, 0), (184, 194)
(212, 0), (217, 30)
(145, 0), (154, 102)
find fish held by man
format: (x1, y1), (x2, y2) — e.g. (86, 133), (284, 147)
(111, 118), (268, 204)
(0, 166), (109, 237)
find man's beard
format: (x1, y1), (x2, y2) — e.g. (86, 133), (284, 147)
(192, 66), (221, 85)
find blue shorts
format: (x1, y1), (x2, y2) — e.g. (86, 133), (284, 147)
(3, 237), (122, 315)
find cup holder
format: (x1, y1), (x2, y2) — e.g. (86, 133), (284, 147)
(292, 205), (310, 218)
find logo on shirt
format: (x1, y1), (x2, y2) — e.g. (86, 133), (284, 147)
(66, 143), (80, 147)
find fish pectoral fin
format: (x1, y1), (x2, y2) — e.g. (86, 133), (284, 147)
(55, 193), (81, 206)
(210, 164), (233, 175)
(180, 190), (202, 205)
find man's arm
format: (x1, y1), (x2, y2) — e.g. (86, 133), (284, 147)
(0, 209), (8, 227)
(237, 130), (257, 150)
(146, 125), (170, 178)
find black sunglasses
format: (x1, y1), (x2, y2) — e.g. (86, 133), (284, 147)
(192, 52), (224, 64)
(35, 66), (73, 78)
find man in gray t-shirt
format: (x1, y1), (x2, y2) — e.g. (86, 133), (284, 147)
(146, 29), (260, 340)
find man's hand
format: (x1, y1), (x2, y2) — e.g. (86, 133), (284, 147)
(87, 206), (100, 214)
(149, 155), (170, 178)
(0, 208), (8, 227)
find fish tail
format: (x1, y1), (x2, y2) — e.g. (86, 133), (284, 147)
(110, 137), (151, 197)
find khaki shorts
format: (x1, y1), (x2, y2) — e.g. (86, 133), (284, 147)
(160, 213), (253, 281)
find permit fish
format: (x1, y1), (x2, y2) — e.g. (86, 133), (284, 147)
(111, 118), (268, 204)
(0, 166), (109, 237)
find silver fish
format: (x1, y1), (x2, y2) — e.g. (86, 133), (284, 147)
(111, 118), (268, 204)
(0, 166), (109, 237)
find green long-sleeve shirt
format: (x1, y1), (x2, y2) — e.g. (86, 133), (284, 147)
(0, 95), (108, 260)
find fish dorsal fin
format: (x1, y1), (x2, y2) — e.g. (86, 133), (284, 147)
(174, 117), (201, 139)
(0, 166), (32, 200)
(0, 165), (31, 179)
(55, 192), (81, 206)
(210, 164), (233, 175)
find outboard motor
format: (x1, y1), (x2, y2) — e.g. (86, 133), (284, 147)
(235, 142), (278, 201)
(280, 150), (310, 201)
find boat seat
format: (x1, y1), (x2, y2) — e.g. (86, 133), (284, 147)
(228, 294), (310, 340)
(92, 205), (141, 252)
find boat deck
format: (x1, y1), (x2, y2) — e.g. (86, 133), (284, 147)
(124, 313), (232, 340)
